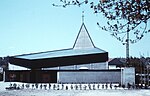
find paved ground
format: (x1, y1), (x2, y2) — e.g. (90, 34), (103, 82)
(0, 89), (150, 96)
(0, 82), (150, 96)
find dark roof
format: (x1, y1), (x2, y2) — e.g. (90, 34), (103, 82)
(9, 48), (108, 69)
(108, 58), (126, 66)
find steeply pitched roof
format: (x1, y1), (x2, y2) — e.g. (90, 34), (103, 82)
(12, 23), (106, 60)
(73, 23), (95, 49)
(9, 23), (108, 69)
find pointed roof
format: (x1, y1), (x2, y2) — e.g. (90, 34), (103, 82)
(73, 23), (95, 49)
(8, 23), (108, 69)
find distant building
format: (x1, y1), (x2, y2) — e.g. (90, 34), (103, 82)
(4, 23), (135, 86)
(108, 57), (150, 87)
(108, 58), (126, 69)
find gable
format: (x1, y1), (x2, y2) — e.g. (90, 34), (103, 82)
(73, 23), (95, 49)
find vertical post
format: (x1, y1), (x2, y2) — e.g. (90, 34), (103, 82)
(148, 65), (150, 87)
(144, 66), (146, 87)
(146, 65), (148, 87)
(82, 11), (84, 23)
(140, 61), (143, 85)
(57, 66), (60, 83)
(126, 28), (129, 66)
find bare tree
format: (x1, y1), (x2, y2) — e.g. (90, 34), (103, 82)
(53, 0), (150, 63)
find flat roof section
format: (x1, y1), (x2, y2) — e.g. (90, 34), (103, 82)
(13, 48), (106, 60)
(9, 49), (108, 69)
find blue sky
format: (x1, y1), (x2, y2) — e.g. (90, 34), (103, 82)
(0, 0), (150, 58)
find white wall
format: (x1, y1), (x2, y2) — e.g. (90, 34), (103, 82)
(58, 71), (121, 83)
(121, 67), (135, 86)
(109, 65), (117, 69)
(9, 63), (29, 70)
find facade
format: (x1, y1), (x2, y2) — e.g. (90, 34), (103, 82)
(5, 23), (135, 86)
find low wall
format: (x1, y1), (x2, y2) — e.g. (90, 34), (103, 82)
(5, 70), (121, 83)
(58, 70), (121, 83)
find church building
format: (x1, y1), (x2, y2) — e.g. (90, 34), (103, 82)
(5, 23), (135, 86)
